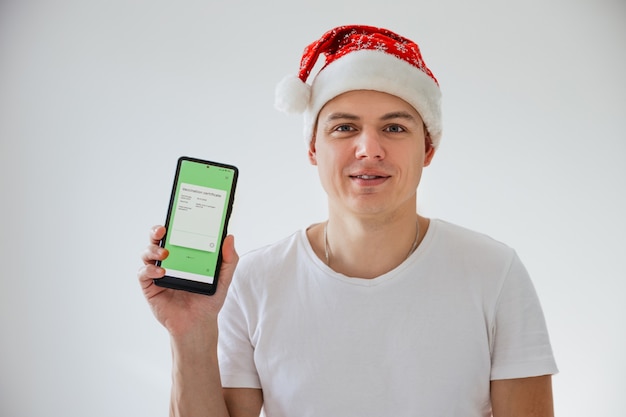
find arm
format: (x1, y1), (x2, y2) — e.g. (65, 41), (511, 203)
(491, 375), (554, 417)
(139, 226), (263, 417)
(169, 324), (263, 417)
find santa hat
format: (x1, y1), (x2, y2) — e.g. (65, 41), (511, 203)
(275, 25), (442, 148)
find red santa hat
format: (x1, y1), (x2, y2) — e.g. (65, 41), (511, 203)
(275, 25), (442, 148)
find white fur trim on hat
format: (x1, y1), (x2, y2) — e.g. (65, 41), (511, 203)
(303, 49), (442, 148)
(275, 74), (311, 114)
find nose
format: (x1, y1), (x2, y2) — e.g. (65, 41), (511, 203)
(355, 128), (385, 160)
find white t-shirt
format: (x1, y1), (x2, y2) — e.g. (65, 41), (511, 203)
(218, 219), (557, 417)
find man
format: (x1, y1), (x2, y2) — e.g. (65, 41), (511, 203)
(139, 25), (558, 416)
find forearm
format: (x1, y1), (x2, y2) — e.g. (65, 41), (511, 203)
(491, 375), (554, 417)
(170, 324), (229, 417)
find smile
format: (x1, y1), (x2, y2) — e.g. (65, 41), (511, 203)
(349, 173), (391, 187)
(352, 175), (385, 180)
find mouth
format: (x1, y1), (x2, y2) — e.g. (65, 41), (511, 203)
(349, 172), (391, 186)
(351, 174), (387, 180)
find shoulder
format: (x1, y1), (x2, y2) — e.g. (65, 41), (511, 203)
(426, 219), (520, 276)
(237, 229), (305, 269)
(232, 228), (313, 289)
(431, 219), (513, 251)
(225, 227), (320, 315)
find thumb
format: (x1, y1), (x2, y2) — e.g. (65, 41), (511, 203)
(221, 234), (238, 267)
(214, 235), (239, 296)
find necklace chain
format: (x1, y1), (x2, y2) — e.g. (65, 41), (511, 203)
(323, 218), (420, 266)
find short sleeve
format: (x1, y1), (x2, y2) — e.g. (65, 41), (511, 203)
(217, 280), (262, 389)
(490, 253), (558, 380)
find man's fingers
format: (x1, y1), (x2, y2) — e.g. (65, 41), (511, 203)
(141, 244), (169, 265)
(150, 225), (166, 245)
(138, 263), (166, 279)
(137, 263), (166, 287)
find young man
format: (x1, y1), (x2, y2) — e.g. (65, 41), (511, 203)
(139, 25), (558, 416)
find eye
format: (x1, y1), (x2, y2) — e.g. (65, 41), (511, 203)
(335, 124), (355, 132)
(384, 124), (406, 133)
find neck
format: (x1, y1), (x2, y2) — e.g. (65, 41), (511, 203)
(311, 211), (428, 279)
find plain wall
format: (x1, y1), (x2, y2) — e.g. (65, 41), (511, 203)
(0, 0), (624, 415)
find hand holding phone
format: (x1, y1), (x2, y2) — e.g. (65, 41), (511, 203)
(155, 156), (238, 295)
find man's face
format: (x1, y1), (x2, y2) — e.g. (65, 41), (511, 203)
(309, 90), (435, 219)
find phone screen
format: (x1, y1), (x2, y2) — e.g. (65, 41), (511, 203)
(156, 157), (238, 295)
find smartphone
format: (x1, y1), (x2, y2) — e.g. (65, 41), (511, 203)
(155, 156), (238, 295)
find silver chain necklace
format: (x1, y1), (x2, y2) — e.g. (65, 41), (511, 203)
(323, 218), (420, 266)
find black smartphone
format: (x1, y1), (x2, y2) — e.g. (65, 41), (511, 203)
(155, 156), (238, 295)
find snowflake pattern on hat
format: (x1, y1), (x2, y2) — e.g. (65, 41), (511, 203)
(298, 25), (438, 87)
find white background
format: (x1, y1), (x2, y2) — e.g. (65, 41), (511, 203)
(0, 0), (624, 415)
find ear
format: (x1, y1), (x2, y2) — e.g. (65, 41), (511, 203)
(421, 127), (436, 167)
(308, 136), (318, 166)
(423, 144), (436, 167)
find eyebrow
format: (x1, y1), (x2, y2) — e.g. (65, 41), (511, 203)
(380, 111), (418, 122)
(323, 111), (419, 123)
(324, 112), (360, 122)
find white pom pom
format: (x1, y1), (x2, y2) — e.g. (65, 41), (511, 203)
(274, 74), (311, 114)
